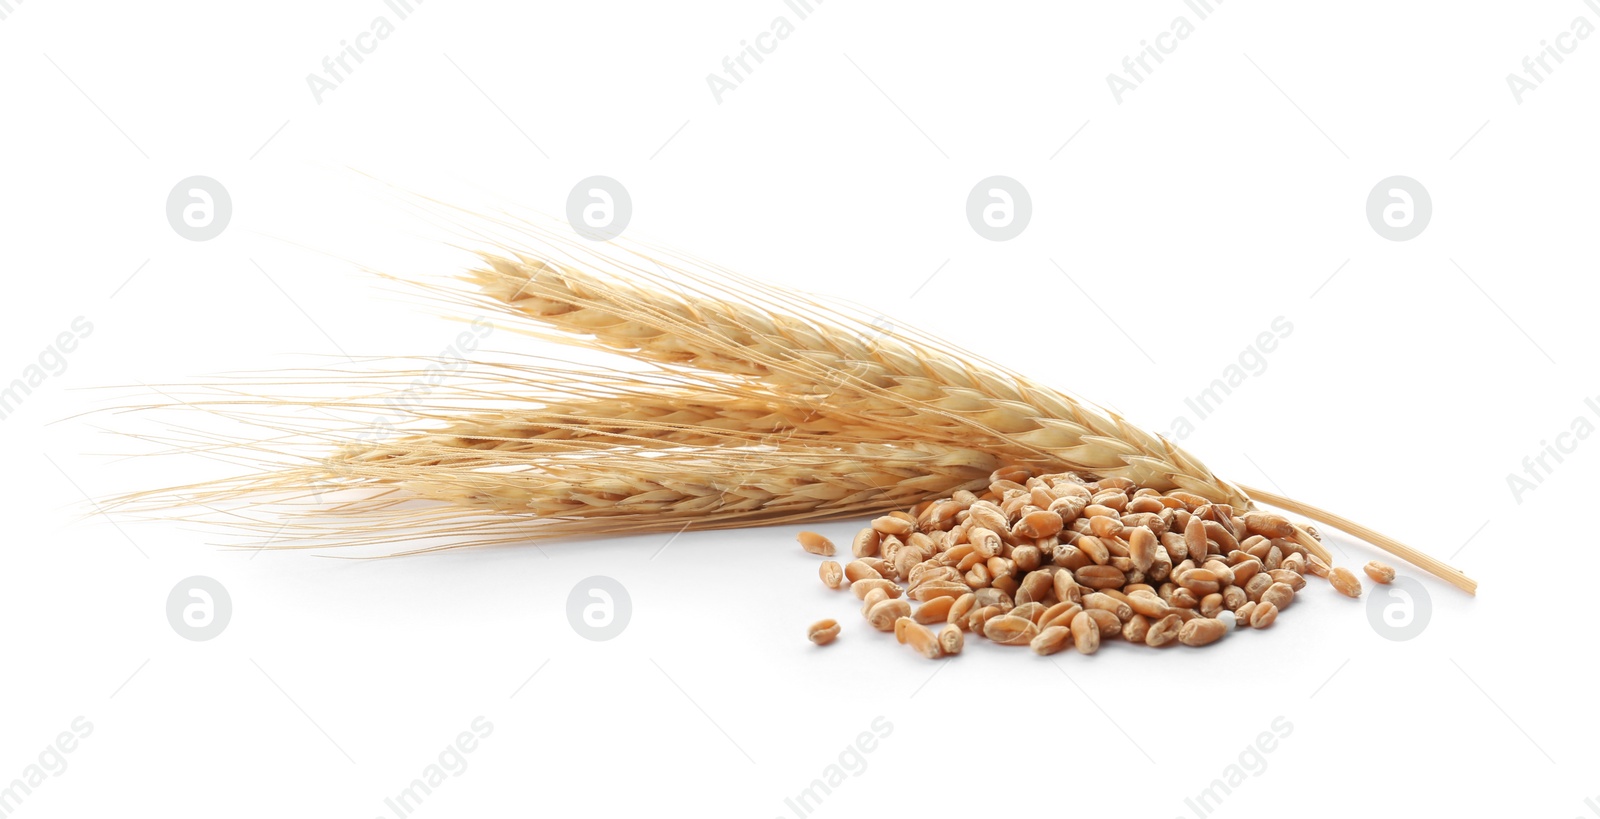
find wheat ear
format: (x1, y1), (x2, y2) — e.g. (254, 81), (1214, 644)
(456, 245), (1250, 508)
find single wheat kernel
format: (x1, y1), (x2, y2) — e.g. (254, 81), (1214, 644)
(1203, 520), (1239, 553)
(894, 616), (914, 644)
(1329, 567), (1364, 598)
(1200, 592), (1225, 619)
(1076, 535), (1111, 565)
(1269, 568), (1306, 591)
(1250, 601), (1278, 628)
(948, 593), (977, 626)
(1222, 585), (1247, 612)
(1231, 557), (1262, 586)
(867, 598), (912, 631)
(1121, 613), (1149, 643)
(1127, 496), (1166, 514)
(1247, 539), (1272, 561)
(1179, 618), (1226, 647)
(1166, 490), (1209, 509)
(1304, 553), (1331, 578)
(1161, 531), (1189, 563)
(852, 578), (903, 600)
(798, 531), (835, 556)
(939, 624), (964, 655)
(1178, 568), (1221, 596)
(968, 604), (1003, 633)
(1242, 512), (1295, 539)
(1039, 601), (1081, 630)
(1183, 516), (1208, 560)
(1070, 610), (1101, 654)
(1053, 570), (1082, 605)
(1003, 601), (1041, 625)
(1082, 503), (1117, 519)
(968, 501), (1009, 533)
(1015, 509), (1064, 539)
(864, 585), (889, 617)
(908, 581), (970, 603)
(984, 614), (1039, 645)
(872, 515), (914, 536)
(905, 621), (944, 659)
(852, 528), (880, 558)
(880, 535), (905, 567)
(1126, 589), (1169, 618)
(895, 547), (927, 581)
(1096, 587), (1133, 606)
(909, 564), (959, 589)
(1083, 592), (1132, 622)
(808, 619), (841, 645)
(819, 561), (845, 590)
(1049, 496), (1087, 523)
(963, 563), (991, 589)
(1128, 526), (1157, 573)
(1075, 564), (1126, 590)
(1089, 514), (1124, 539)
(1091, 490), (1128, 512)
(970, 527), (1003, 560)
(1244, 573), (1273, 602)
(1031, 625), (1073, 655)
(1364, 561), (1396, 584)
(1082, 608), (1120, 639)
(1146, 613), (1184, 647)
(1236, 601), (1256, 623)
(843, 560), (881, 584)
(1202, 559), (1236, 588)
(1017, 570), (1053, 604)
(1282, 554), (1306, 575)
(914, 596), (957, 624)
(942, 542), (975, 569)
(1149, 543), (1173, 582)
(1260, 581), (1295, 611)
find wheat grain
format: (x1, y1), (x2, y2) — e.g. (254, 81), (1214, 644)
(808, 619), (840, 645)
(938, 624), (964, 655)
(1329, 567), (1364, 598)
(798, 531), (834, 556)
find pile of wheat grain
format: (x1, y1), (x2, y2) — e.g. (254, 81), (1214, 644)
(802, 466), (1397, 658)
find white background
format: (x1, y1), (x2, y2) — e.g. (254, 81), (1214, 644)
(2, 1), (1596, 817)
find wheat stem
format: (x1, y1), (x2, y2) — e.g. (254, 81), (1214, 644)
(1240, 484), (1477, 595)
